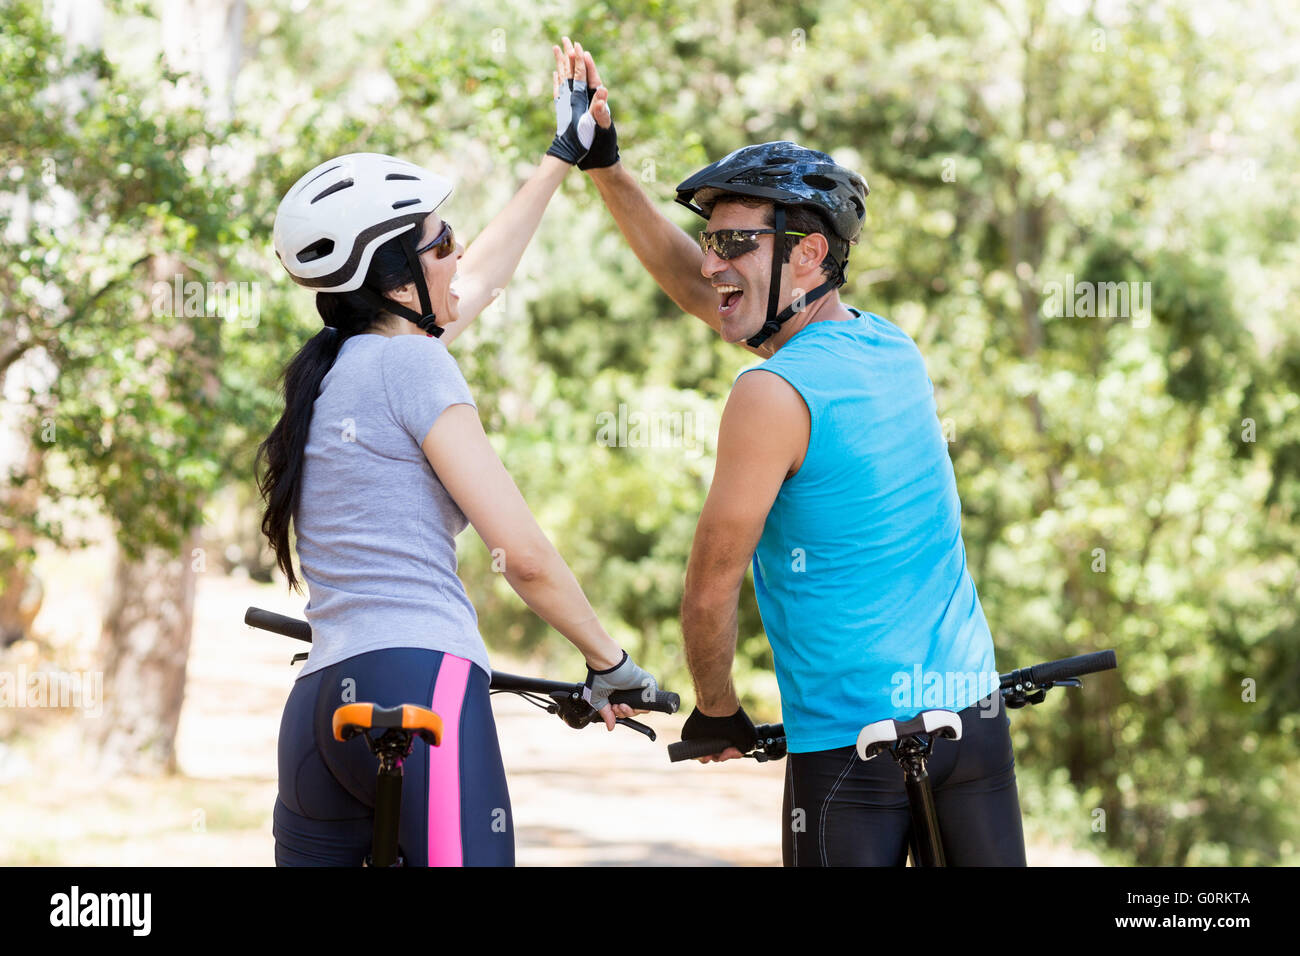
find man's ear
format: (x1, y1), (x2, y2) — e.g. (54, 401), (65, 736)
(797, 234), (830, 276)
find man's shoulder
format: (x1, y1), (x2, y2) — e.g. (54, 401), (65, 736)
(724, 368), (810, 437)
(718, 369), (809, 477)
(731, 365), (805, 404)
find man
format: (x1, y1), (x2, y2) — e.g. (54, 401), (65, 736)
(561, 39), (1026, 866)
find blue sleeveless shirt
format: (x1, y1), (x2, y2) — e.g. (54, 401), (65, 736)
(740, 308), (998, 752)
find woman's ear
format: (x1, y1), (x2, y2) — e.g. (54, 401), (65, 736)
(387, 281), (416, 306)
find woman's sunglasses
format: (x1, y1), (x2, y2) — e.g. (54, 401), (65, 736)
(698, 228), (808, 260)
(416, 219), (456, 259)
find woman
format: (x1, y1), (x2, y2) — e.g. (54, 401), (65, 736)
(257, 46), (653, 866)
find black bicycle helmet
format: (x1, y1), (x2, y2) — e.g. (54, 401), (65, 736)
(675, 141), (868, 347)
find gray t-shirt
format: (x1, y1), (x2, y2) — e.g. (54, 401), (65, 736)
(293, 332), (490, 679)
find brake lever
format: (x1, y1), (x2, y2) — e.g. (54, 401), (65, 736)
(1003, 676), (1083, 708)
(614, 717), (656, 741)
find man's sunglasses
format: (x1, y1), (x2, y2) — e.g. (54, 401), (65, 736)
(416, 219), (456, 259)
(698, 228), (808, 260)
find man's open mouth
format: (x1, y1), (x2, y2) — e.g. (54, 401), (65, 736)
(717, 284), (744, 316)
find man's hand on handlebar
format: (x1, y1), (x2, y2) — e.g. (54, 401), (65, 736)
(695, 746), (745, 764)
(680, 705), (758, 761)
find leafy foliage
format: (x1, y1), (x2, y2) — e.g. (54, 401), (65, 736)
(3, 0), (1297, 863)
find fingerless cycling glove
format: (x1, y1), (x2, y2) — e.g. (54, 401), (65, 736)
(577, 95), (619, 170)
(582, 650), (658, 712)
(546, 78), (597, 165)
(681, 705), (758, 754)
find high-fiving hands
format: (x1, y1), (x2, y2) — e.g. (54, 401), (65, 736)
(547, 36), (618, 170)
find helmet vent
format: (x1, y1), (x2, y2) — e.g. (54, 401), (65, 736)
(311, 178), (354, 203)
(391, 198), (421, 209)
(803, 174), (837, 190)
(385, 173), (419, 181)
(296, 238), (335, 263)
(299, 164), (341, 192)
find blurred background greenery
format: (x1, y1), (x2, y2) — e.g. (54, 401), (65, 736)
(1, 0), (1297, 865)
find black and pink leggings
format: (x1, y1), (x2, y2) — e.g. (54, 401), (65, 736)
(274, 647), (513, 866)
(781, 692), (1027, 866)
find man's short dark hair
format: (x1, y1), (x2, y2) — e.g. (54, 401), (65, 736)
(709, 194), (842, 283)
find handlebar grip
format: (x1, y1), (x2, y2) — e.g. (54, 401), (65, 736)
(245, 607), (312, 643)
(607, 689), (680, 714)
(667, 737), (735, 762)
(1016, 650), (1117, 687)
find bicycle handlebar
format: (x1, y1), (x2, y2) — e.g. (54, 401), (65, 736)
(669, 649), (1118, 762)
(667, 724), (786, 763)
(245, 606), (311, 643)
(488, 670), (679, 715)
(248, 606), (1115, 755)
(609, 688), (680, 713)
(245, 606), (680, 719)
(1000, 649), (1117, 688)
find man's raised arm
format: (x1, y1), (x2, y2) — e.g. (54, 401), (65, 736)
(569, 41), (766, 357)
(586, 163), (715, 321)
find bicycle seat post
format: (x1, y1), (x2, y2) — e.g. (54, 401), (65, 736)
(368, 730), (413, 868)
(893, 735), (945, 867)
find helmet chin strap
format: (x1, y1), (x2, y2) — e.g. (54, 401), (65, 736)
(353, 237), (443, 337)
(745, 205), (836, 349)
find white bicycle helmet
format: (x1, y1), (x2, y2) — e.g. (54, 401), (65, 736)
(273, 152), (454, 334)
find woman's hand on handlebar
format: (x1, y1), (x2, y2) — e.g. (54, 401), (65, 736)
(584, 649), (660, 731)
(597, 700), (648, 732)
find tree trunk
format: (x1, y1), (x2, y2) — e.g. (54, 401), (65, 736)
(0, 440), (46, 646)
(91, 524), (201, 775)
(0, 338), (54, 648)
(89, 236), (200, 774)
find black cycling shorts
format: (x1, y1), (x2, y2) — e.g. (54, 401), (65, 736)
(781, 691), (1027, 866)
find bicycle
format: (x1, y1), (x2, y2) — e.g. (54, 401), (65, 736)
(245, 606), (680, 866)
(667, 649), (1118, 867)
